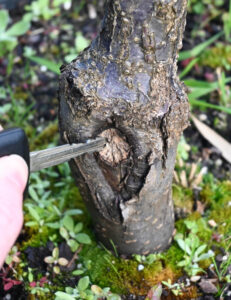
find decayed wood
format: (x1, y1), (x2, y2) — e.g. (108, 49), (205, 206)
(59, 0), (189, 255)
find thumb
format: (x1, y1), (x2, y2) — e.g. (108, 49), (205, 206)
(0, 154), (28, 194)
(0, 155), (28, 268)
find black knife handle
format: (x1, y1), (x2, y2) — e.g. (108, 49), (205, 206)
(0, 128), (30, 198)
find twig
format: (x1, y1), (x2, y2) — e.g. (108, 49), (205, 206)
(67, 245), (83, 269)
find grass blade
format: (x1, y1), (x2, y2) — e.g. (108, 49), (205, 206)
(179, 32), (223, 61)
(189, 99), (231, 114)
(28, 56), (61, 74)
(179, 58), (199, 79)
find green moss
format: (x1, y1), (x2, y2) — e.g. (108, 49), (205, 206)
(173, 185), (194, 215)
(21, 226), (51, 250)
(199, 257), (213, 271)
(200, 181), (231, 236)
(30, 122), (59, 150)
(79, 242), (181, 295)
(199, 43), (231, 70)
(163, 244), (184, 274)
(201, 181), (231, 209)
(79, 243), (128, 294)
(175, 212), (212, 243)
(209, 207), (231, 236)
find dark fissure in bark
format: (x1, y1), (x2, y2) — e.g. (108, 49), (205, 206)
(59, 0), (189, 255)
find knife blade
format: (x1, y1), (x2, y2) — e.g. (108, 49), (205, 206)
(0, 128), (106, 172)
(30, 137), (106, 172)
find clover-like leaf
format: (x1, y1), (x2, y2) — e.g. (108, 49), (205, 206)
(91, 285), (103, 295)
(58, 257), (69, 266)
(60, 227), (69, 240)
(44, 256), (54, 264)
(72, 269), (84, 276)
(67, 239), (79, 252)
(0, 10), (9, 34)
(53, 266), (60, 274)
(6, 19), (30, 37)
(62, 215), (74, 232)
(55, 291), (75, 300)
(52, 247), (59, 260)
(76, 233), (91, 244)
(77, 276), (90, 291)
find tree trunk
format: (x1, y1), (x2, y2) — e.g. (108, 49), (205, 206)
(59, 0), (189, 255)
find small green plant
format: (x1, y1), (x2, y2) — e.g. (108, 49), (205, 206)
(25, 0), (72, 21)
(64, 32), (90, 63)
(44, 247), (69, 274)
(0, 86), (35, 127)
(5, 246), (21, 265)
(211, 254), (231, 298)
(0, 10), (30, 57)
(55, 276), (121, 300)
(133, 253), (163, 265)
(177, 136), (191, 161)
(27, 270), (50, 296)
(24, 167), (83, 233)
(162, 279), (184, 296)
(217, 68), (231, 106)
(174, 221), (214, 276)
(60, 215), (91, 252)
(212, 253), (231, 282)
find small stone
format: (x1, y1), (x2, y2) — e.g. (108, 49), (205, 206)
(215, 159), (222, 167)
(199, 279), (218, 294)
(199, 114), (207, 121)
(208, 219), (217, 227)
(190, 275), (201, 282)
(40, 65), (47, 72)
(88, 4), (97, 19)
(185, 278), (191, 286)
(222, 255), (228, 261)
(137, 264), (144, 271)
(64, 1), (71, 10)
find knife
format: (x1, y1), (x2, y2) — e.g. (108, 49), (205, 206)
(0, 128), (106, 173)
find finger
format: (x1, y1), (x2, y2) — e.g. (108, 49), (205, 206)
(0, 155), (28, 267)
(0, 155), (28, 193)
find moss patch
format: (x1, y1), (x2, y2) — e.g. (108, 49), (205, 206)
(173, 185), (194, 216)
(79, 242), (184, 296)
(30, 122), (59, 150)
(199, 43), (231, 70)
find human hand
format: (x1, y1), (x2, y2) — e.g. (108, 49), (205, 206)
(0, 127), (28, 267)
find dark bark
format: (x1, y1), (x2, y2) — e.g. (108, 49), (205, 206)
(59, 0), (189, 255)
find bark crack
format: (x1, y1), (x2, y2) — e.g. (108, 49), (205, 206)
(160, 112), (169, 168)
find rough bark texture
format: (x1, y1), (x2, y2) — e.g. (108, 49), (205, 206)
(59, 0), (189, 255)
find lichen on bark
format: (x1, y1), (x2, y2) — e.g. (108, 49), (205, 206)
(59, 0), (189, 255)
